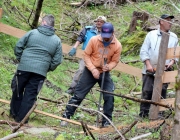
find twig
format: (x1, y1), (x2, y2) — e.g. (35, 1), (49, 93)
(38, 96), (62, 104)
(129, 79), (142, 95)
(166, 0), (180, 13)
(130, 132), (152, 140)
(12, 102), (37, 133)
(0, 131), (23, 140)
(114, 120), (138, 140)
(0, 120), (19, 126)
(84, 123), (95, 140)
(80, 121), (88, 136)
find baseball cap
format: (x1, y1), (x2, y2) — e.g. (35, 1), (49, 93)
(95, 16), (107, 22)
(160, 14), (174, 19)
(101, 22), (114, 38)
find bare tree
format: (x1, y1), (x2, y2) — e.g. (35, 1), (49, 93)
(31, 0), (44, 29)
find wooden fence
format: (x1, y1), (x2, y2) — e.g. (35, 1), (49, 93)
(0, 8), (179, 117)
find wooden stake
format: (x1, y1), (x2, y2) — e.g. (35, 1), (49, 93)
(149, 32), (170, 120)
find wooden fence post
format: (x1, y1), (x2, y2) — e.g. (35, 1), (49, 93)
(149, 32), (170, 120)
(0, 8), (2, 20)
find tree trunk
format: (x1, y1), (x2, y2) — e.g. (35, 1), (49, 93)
(171, 67), (180, 139)
(128, 11), (149, 33)
(31, 0), (44, 29)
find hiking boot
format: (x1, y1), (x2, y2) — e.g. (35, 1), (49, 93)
(60, 120), (68, 127)
(139, 112), (148, 118)
(60, 113), (70, 127)
(65, 88), (74, 95)
(102, 121), (111, 128)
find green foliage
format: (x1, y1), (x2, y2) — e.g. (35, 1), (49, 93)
(120, 31), (147, 56)
(0, 33), (17, 58)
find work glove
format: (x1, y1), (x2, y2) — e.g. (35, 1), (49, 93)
(68, 48), (76, 56)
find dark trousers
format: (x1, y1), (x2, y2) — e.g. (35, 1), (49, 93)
(10, 70), (45, 122)
(63, 67), (114, 125)
(139, 74), (168, 117)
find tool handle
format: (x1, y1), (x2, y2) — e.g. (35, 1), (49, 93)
(104, 58), (107, 65)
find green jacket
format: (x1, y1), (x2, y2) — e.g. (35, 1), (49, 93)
(15, 26), (62, 77)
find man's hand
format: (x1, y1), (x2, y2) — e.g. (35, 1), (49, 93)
(145, 59), (154, 72)
(92, 68), (100, 79)
(166, 59), (175, 69)
(102, 64), (109, 72)
(165, 59), (175, 71)
(68, 48), (76, 56)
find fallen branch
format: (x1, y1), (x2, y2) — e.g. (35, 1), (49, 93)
(38, 95), (99, 109)
(130, 132), (152, 140)
(114, 120), (138, 140)
(80, 121), (88, 136)
(96, 89), (174, 110)
(84, 123), (95, 140)
(0, 120), (20, 126)
(0, 131), (23, 140)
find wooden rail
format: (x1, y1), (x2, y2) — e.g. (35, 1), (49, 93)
(0, 21), (179, 82)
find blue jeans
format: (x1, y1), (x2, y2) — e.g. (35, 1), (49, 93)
(63, 67), (114, 125)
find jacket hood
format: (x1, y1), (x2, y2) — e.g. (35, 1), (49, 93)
(37, 25), (55, 36)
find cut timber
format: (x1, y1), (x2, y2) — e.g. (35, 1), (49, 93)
(0, 99), (99, 130)
(166, 47), (180, 59)
(163, 71), (177, 83)
(0, 23), (26, 38)
(115, 63), (142, 78)
(168, 83), (175, 90)
(70, 48), (143, 78)
(0, 20), (178, 80)
(0, 8), (2, 20)
(35, 110), (98, 130)
(159, 98), (175, 111)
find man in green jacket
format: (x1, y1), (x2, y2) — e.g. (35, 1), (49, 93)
(10, 14), (62, 123)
